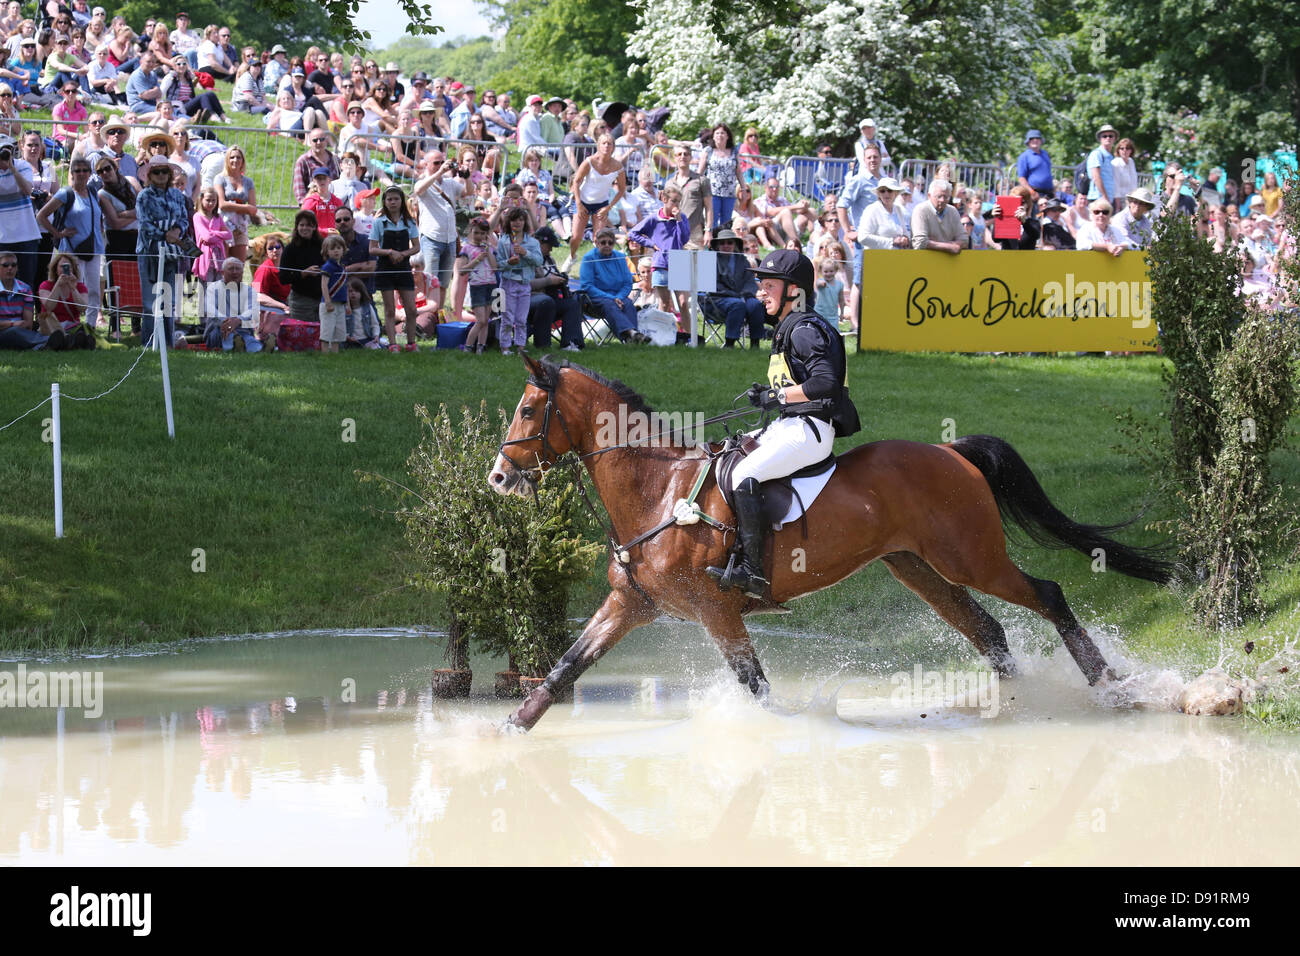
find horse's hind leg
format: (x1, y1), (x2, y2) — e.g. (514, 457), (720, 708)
(881, 552), (1016, 677)
(966, 558), (1116, 685)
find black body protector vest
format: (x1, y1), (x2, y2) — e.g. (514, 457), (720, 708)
(767, 309), (861, 438)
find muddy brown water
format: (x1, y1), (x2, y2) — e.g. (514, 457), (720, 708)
(1, 625), (1296, 865)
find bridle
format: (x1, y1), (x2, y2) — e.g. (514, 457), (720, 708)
(496, 370), (574, 484)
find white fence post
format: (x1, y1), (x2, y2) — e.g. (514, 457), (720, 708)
(51, 382), (63, 539)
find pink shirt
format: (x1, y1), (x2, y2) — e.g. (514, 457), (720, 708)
(52, 100), (87, 143)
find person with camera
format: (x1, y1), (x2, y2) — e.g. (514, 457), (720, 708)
(1157, 162), (1198, 218)
(37, 252), (95, 347)
(36, 156), (104, 330)
(0, 133), (41, 290)
(412, 149), (463, 322)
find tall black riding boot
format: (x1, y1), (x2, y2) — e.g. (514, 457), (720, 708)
(706, 477), (769, 598)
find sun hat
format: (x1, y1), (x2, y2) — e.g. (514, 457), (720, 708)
(544, 95), (565, 109)
(859, 117), (876, 129)
(417, 100), (438, 112)
(142, 154), (180, 176)
(383, 62), (399, 72)
(138, 128), (176, 152)
(876, 177), (904, 193)
(1096, 123), (1118, 138)
(101, 117), (128, 134)
(270, 44), (287, 55)
(710, 228), (743, 247)
(1126, 187), (1157, 208)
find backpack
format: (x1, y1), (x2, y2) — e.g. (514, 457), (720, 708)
(1074, 160), (1089, 197)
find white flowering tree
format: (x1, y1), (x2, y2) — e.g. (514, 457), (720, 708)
(628, 0), (1064, 161)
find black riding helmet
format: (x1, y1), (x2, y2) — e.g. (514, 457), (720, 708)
(753, 249), (815, 314)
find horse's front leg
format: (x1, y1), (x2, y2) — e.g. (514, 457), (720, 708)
(507, 587), (657, 732)
(703, 610), (770, 701)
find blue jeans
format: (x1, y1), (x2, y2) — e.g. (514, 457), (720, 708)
(139, 252), (179, 347)
(205, 325), (263, 351)
(0, 325), (49, 350)
(593, 297), (638, 335)
(712, 196), (736, 228)
(419, 235), (456, 294)
(700, 294), (766, 342)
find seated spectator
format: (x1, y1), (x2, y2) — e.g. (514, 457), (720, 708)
(1039, 200), (1076, 249)
(330, 152), (366, 209)
(910, 180), (964, 253)
(629, 257), (656, 310)
(163, 55), (227, 124)
(338, 103), (380, 173)
(125, 50), (163, 119)
(10, 36), (57, 107)
(1113, 187), (1157, 249)
(1, 249), (67, 350)
(754, 177), (815, 245)
(579, 227), (649, 344)
(515, 146), (555, 202)
(50, 81), (86, 150)
(526, 225), (582, 349)
(250, 230), (290, 339)
(699, 228), (764, 349)
(731, 182), (775, 248)
(36, 252), (95, 347)
(1075, 199), (1126, 256)
(196, 24), (235, 82)
(266, 88), (316, 136)
(232, 54), (268, 115)
(204, 255), (262, 351)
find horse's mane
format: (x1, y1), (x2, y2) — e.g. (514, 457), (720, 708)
(536, 355), (657, 416)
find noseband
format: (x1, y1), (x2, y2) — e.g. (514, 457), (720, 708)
(497, 373), (575, 478)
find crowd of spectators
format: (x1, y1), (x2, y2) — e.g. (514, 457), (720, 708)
(0, 5), (1293, 353)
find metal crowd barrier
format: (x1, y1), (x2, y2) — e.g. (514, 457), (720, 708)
(783, 155), (856, 202)
(897, 158), (1007, 199)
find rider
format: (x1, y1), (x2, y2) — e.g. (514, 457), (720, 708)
(707, 249), (861, 598)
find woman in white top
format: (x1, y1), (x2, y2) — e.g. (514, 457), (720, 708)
(567, 132), (625, 263)
(1074, 200), (1127, 256)
(1063, 190), (1090, 237)
(856, 178), (911, 249)
(1111, 138), (1138, 200)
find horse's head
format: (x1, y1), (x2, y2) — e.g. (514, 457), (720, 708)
(488, 352), (578, 497)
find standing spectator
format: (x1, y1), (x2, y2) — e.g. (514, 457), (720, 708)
(190, 184), (230, 282)
(1063, 190), (1091, 235)
(1039, 199), (1076, 249)
(317, 234), (349, 352)
(35, 156), (104, 329)
(738, 127), (762, 181)
(291, 129), (338, 204)
(516, 93), (545, 150)
(837, 143), (882, 324)
(457, 216), (497, 353)
(214, 146), (257, 262)
(0, 84), (20, 138)
(629, 183), (690, 318)
(412, 149), (462, 320)
(853, 118), (891, 170)
(1087, 123), (1118, 204)
(1015, 129), (1054, 198)
(302, 165), (344, 232)
(279, 209), (324, 323)
(1111, 137), (1138, 199)
(135, 154), (191, 347)
(579, 227), (649, 344)
(911, 179), (964, 253)
(0, 133), (42, 291)
(665, 142), (711, 246)
(495, 206), (542, 356)
(567, 132), (627, 265)
(1, 250), (63, 350)
(699, 123), (741, 234)
(1259, 171), (1283, 218)
(204, 255), (262, 351)
(813, 256), (844, 328)
(1112, 187), (1157, 249)
(369, 184), (420, 352)
(1075, 199), (1126, 256)
(699, 229), (765, 349)
(989, 184), (1040, 250)
(1156, 162), (1197, 218)
(856, 178), (910, 250)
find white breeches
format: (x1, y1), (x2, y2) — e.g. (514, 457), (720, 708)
(731, 414), (835, 486)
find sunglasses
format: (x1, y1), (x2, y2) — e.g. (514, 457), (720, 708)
(0, 262), (19, 268)
(266, 243), (283, 250)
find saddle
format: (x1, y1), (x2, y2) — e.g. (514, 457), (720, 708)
(714, 435), (836, 531)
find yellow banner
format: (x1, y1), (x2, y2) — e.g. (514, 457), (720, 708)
(858, 250), (1157, 352)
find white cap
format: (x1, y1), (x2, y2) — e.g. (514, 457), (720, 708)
(859, 117), (877, 129)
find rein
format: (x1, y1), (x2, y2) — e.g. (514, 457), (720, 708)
(497, 373), (765, 603)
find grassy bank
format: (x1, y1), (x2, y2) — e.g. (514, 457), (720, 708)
(2, 347), (1299, 680)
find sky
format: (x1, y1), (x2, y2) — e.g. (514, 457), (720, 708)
(353, 0), (496, 50)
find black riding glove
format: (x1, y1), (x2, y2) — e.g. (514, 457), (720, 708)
(746, 383), (782, 411)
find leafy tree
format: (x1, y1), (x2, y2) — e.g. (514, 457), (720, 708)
(628, 0), (1062, 159)
(482, 0), (646, 108)
(371, 35), (511, 88)
(116, 0), (443, 52)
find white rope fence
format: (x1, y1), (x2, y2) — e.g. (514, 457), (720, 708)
(1, 249), (178, 538)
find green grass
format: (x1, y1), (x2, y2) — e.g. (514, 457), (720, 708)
(3, 347), (1300, 672)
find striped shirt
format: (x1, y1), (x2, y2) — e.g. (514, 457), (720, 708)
(0, 278), (33, 325)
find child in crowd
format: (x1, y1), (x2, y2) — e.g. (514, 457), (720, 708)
(813, 256), (845, 329)
(330, 153), (366, 210)
(628, 183), (689, 320)
(318, 233), (350, 353)
(192, 185), (231, 283)
(457, 217), (498, 354)
(302, 166), (343, 232)
(394, 259), (441, 340)
(347, 278), (381, 348)
(353, 187), (378, 236)
(495, 206), (542, 356)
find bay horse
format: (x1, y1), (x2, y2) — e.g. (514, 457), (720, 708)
(489, 353), (1172, 731)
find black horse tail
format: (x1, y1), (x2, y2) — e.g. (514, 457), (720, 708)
(950, 434), (1174, 585)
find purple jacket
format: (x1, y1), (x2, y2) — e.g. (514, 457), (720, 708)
(628, 212), (689, 271)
